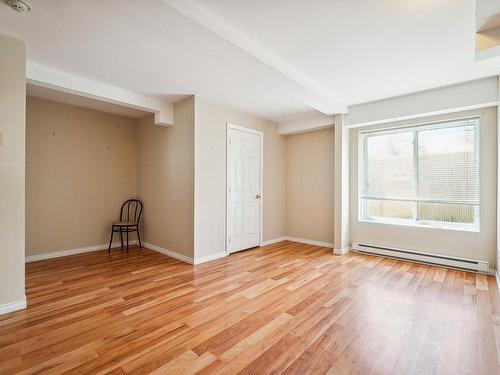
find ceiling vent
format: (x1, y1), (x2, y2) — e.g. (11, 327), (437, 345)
(6, 0), (31, 12)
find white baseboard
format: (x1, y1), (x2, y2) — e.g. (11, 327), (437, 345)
(333, 246), (350, 255)
(261, 236), (286, 246)
(25, 241), (138, 262)
(34, 240), (219, 266)
(285, 236), (334, 248)
(194, 252), (227, 265)
(144, 242), (228, 265)
(261, 236), (338, 251)
(0, 295), (27, 315)
(143, 242), (194, 264)
(496, 269), (500, 295)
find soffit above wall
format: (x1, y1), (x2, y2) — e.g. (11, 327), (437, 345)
(26, 84), (151, 118)
(476, 1), (500, 61)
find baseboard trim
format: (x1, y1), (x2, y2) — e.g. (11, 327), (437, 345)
(25, 241), (138, 262)
(285, 236), (334, 248)
(261, 236), (336, 250)
(194, 252), (227, 265)
(0, 295), (27, 315)
(261, 236), (286, 246)
(144, 242), (228, 265)
(333, 246), (350, 255)
(143, 242), (194, 265)
(496, 269), (500, 295)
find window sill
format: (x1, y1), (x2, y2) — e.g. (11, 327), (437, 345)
(358, 218), (479, 233)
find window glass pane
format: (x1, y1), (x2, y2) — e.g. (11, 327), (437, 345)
(360, 118), (480, 229)
(418, 203), (474, 224)
(366, 199), (414, 220)
(418, 125), (479, 205)
(364, 132), (414, 199)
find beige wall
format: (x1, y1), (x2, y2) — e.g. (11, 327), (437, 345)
(476, 27), (500, 51)
(26, 97), (139, 256)
(285, 128), (334, 243)
(194, 97), (286, 258)
(138, 97), (195, 258)
(0, 35), (26, 306)
(350, 107), (498, 266)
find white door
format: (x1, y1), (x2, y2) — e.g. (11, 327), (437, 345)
(227, 125), (262, 254)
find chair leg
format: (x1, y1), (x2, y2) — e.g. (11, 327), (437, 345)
(108, 228), (114, 253)
(137, 227), (142, 248)
(126, 230), (129, 253)
(120, 230), (124, 249)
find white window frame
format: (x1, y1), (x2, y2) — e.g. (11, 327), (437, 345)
(358, 117), (480, 232)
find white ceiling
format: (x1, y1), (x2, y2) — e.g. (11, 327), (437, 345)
(1, 0), (500, 122)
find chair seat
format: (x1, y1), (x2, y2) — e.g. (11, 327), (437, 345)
(113, 221), (137, 226)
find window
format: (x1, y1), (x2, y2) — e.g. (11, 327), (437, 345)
(359, 118), (480, 231)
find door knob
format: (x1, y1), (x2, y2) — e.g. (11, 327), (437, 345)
(255, 193), (261, 199)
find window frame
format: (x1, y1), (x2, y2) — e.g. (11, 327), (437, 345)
(358, 117), (480, 232)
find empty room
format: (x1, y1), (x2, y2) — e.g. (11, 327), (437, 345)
(1, 1), (500, 374)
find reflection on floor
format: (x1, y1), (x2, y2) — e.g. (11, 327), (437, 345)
(1, 241), (499, 374)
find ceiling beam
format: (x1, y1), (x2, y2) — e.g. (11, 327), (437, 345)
(345, 77), (499, 128)
(163, 0), (347, 115)
(279, 113), (334, 135)
(26, 62), (174, 126)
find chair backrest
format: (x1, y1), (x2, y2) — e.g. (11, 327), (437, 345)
(120, 199), (143, 224)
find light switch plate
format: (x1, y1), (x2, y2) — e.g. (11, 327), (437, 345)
(0, 131), (3, 147)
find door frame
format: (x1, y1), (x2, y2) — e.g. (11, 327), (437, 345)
(226, 123), (264, 255)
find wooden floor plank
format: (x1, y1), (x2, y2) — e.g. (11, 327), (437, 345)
(0, 241), (498, 374)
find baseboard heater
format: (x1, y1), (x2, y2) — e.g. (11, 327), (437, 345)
(351, 242), (491, 274)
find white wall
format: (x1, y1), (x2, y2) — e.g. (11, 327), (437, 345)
(346, 77), (498, 128)
(0, 35), (26, 309)
(194, 97), (286, 259)
(497, 79), (500, 276)
(350, 107), (498, 267)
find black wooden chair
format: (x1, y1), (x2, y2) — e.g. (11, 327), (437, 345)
(108, 199), (143, 253)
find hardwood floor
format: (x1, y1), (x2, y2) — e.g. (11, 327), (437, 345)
(1, 241), (499, 374)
